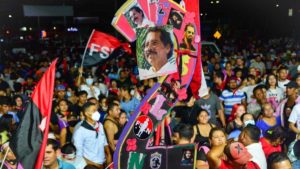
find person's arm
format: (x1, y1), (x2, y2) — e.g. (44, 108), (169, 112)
(104, 145), (112, 165)
(59, 128), (67, 147)
(217, 103), (226, 128)
(289, 122), (300, 134)
(207, 144), (226, 169)
(196, 160), (209, 169)
(104, 122), (117, 151)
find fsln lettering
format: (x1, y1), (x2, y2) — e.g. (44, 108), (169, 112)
(89, 43), (114, 59)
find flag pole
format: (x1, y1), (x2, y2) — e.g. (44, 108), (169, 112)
(0, 147), (10, 169)
(105, 162), (114, 169)
(80, 29), (96, 68)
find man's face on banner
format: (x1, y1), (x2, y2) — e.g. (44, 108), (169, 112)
(144, 31), (170, 71)
(129, 8), (143, 26)
(185, 26), (195, 43)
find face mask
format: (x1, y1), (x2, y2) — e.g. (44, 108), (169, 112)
(86, 78), (94, 86)
(92, 111), (100, 121)
(62, 153), (76, 161)
(244, 120), (255, 126)
(66, 91), (72, 97)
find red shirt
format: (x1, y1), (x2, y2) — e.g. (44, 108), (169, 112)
(260, 137), (282, 158)
(219, 160), (260, 169)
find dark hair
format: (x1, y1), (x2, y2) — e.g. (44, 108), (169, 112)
(277, 66), (288, 73)
(178, 124), (194, 141)
(214, 71), (224, 81)
(82, 102), (96, 114)
(209, 128), (226, 139)
(144, 27), (173, 59)
(241, 113), (254, 122)
(84, 165), (99, 169)
(129, 6), (144, 18)
(0, 96), (12, 106)
(265, 74), (278, 89)
(267, 152), (291, 169)
(196, 109), (209, 118)
(47, 138), (60, 151)
(98, 94), (106, 102)
(253, 84), (266, 95)
(0, 114), (13, 132)
(120, 85), (131, 93)
(77, 90), (88, 97)
(184, 23), (194, 32)
(243, 125), (260, 142)
(264, 126), (285, 142)
(87, 97), (97, 102)
(173, 123), (185, 133)
(107, 102), (119, 114)
(61, 143), (76, 154)
(12, 95), (23, 106)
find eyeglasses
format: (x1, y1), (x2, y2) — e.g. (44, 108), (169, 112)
(187, 31), (194, 35)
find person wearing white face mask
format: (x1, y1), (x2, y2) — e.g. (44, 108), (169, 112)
(79, 76), (101, 100)
(73, 102), (112, 168)
(61, 143), (87, 169)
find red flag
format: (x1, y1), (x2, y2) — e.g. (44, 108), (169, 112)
(184, 0), (202, 99)
(10, 58), (57, 169)
(82, 30), (131, 66)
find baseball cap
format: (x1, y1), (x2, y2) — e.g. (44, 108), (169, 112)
(56, 84), (66, 91)
(285, 81), (299, 88)
(225, 142), (252, 165)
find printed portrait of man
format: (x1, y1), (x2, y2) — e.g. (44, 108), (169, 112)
(167, 9), (184, 30)
(180, 23), (196, 51)
(138, 26), (177, 79)
(127, 6), (153, 28)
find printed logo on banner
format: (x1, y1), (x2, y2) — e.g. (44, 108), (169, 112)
(150, 152), (162, 169)
(133, 115), (153, 140)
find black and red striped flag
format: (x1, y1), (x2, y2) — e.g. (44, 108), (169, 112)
(82, 29), (131, 66)
(10, 58), (57, 169)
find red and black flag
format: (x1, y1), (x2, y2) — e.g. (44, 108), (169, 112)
(10, 58), (57, 169)
(82, 29), (131, 66)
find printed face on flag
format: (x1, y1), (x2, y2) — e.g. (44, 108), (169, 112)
(137, 25), (178, 80)
(167, 8), (184, 30)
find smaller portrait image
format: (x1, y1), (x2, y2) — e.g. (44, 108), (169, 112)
(180, 149), (194, 166)
(167, 8), (184, 30)
(125, 4), (154, 29)
(179, 23), (196, 52)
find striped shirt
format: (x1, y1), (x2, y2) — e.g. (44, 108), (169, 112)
(219, 89), (246, 115)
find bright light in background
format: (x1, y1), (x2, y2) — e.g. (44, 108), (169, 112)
(210, 1), (214, 4)
(8, 14), (12, 18)
(0, 39), (4, 42)
(288, 8), (293, 16)
(216, 0), (220, 4)
(41, 30), (47, 39)
(67, 27), (78, 32)
(200, 13), (203, 16)
(20, 27), (27, 31)
(53, 26), (56, 30)
(29, 27), (32, 31)
(6, 30), (10, 34)
(20, 36), (24, 40)
(276, 4), (279, 8)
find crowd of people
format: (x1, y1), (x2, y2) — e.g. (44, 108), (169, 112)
(0, 36), (300, 169)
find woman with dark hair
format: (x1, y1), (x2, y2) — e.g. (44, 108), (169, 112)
(193, 109), (215, 145)
(260, 126), (285, 158)
(0, 114), (16, 134)
(196, 128), (226, 169)
(265, 74), (284, 109)
(256, 103), (281, 136)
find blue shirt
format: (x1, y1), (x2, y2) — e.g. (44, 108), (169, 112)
(256, 116), (281, 136)
(120, 97), (140, 118)
(219, 89), (246, 115)
(57, 159), (76, 169)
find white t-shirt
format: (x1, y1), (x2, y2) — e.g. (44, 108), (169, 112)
(138, 61), (177, 80)
(278, 79), (290, 91)
(266, 87), (284, 103)
(288, 104), (300, 130)
(80, 84), (101, 99)
(246, 143), (267, 169)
